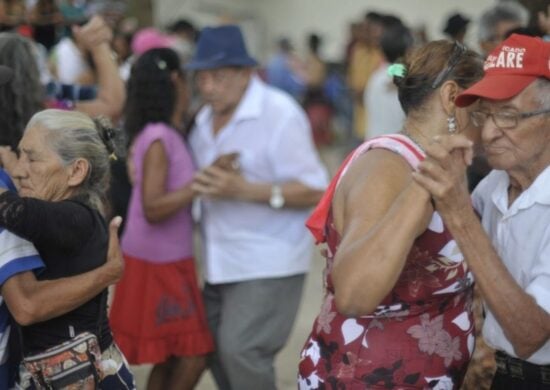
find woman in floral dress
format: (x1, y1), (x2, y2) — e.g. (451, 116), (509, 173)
(298, 40), (484, 389)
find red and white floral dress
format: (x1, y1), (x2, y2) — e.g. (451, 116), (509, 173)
(299, 134), (475, 389)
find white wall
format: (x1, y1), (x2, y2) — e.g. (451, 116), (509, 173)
(155, 0), (498, 64)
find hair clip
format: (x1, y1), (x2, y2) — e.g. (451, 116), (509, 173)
(387, 63), (407, 78)
(156, 59), (167, 70)
(104, 127), (115, 141)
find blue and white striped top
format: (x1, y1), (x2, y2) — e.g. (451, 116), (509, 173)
(0, 169), (43, 386)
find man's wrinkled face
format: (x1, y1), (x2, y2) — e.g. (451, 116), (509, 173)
(477, 82), (550, 173)
(195, 67), (250, 116)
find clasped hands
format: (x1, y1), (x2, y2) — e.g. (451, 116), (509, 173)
(412, 134), (474, 216)
(192, 163), (247, 200)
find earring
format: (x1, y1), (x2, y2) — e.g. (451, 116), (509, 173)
(447, 116), (457, 133)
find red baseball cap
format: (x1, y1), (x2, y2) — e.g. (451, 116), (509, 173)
(455, 34), (550, 107)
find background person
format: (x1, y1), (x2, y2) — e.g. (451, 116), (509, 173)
(442, 13), (470, 44)
(363, 20), (413, 140)
(109, 47), (213, 390)
(187, 24), (328, 390)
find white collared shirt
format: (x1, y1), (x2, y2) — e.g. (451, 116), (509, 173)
(189, 75), (328, 284)
(473, 166), (550, 364)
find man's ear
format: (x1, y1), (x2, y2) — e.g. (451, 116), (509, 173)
(67, 158), (90, 188)
(439, 80), (460, 116)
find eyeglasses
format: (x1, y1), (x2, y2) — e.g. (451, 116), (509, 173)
(470, 108), (550, 130)
(431, 41), (467, 89)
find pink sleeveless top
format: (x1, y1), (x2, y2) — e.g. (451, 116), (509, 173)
(299, 134), (474, 389)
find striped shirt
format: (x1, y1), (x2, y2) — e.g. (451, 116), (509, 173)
(0, 170), (43, 386)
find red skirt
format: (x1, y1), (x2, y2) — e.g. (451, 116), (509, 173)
(109, 254), (214, 364)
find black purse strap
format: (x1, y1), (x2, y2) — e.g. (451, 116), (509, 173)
(95, 289), (107, 341)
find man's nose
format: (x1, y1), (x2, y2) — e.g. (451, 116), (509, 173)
(199, 76), (216, 94)
(481, 118), (503, 143)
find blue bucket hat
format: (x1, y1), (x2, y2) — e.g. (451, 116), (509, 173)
(186, 25), (258, 70)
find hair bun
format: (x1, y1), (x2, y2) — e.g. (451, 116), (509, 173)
(93, 116), (117, 157)
(387, 63), (407, 88)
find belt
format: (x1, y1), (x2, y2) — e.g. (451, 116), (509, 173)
(495, 351), (550, 385)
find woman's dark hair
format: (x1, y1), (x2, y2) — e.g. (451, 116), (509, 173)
(308, 33), (322, 55)
(0, 33), (44, 149)
(124, 47), (181, 142)
(393, 40), (484, 114)
(380, 24), (413, 64)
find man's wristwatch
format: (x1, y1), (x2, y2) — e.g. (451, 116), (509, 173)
(269, 184), (285, 209)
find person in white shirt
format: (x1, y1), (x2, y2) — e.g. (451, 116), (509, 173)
(364, 22), (413, 140)
(414, 34), (550, 388)
(186, 25), (328, 390)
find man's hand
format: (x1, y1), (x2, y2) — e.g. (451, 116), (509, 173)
(412, 134), (474, 219)
(192, 165), (248, 200)
(104, 216), (124, 284)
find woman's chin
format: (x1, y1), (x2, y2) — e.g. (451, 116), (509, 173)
(18, 188), (33, 197)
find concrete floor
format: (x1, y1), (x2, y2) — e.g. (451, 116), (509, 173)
(130, 146), (346, 389)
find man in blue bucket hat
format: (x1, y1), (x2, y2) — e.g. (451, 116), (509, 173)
(187, 25), (328, 389)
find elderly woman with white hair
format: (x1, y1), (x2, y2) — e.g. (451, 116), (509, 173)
(0, 109), (135, 389)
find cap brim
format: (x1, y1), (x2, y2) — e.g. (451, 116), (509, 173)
(0, 65), (13, 86)
(455, 74), (537, 107)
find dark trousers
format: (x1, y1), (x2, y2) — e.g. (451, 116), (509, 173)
(491, 351), (550, 390)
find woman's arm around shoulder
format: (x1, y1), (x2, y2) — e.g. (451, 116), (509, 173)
(1, 217), (124, 325)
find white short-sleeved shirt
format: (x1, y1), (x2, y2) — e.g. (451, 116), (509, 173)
(189, 75), (329, 284)
(363, 64), (406, 140)
(52, 38), (90, 84)
(472, 167), (550, 364)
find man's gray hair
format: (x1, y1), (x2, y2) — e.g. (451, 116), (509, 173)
(26, 109), (120, 213)
(478, 1), (529, 42)
(534, 78), (550, 109)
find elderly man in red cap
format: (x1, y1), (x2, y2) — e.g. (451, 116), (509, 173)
(414, 34), (550, 389)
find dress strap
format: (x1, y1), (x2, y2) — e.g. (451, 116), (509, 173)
(306, 134), (425, 244)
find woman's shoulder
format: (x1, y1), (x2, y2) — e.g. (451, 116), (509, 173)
(338, 134), (423, 185)
(133, 122), (185, 154)
(138, 122), (183, 145)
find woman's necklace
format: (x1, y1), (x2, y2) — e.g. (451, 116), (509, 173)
(401, 130), (426, 154)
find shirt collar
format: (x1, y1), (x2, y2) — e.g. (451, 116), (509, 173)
(492, 165), (550, 214)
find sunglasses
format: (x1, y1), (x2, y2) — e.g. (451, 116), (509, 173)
(431, 41), (467, 89)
